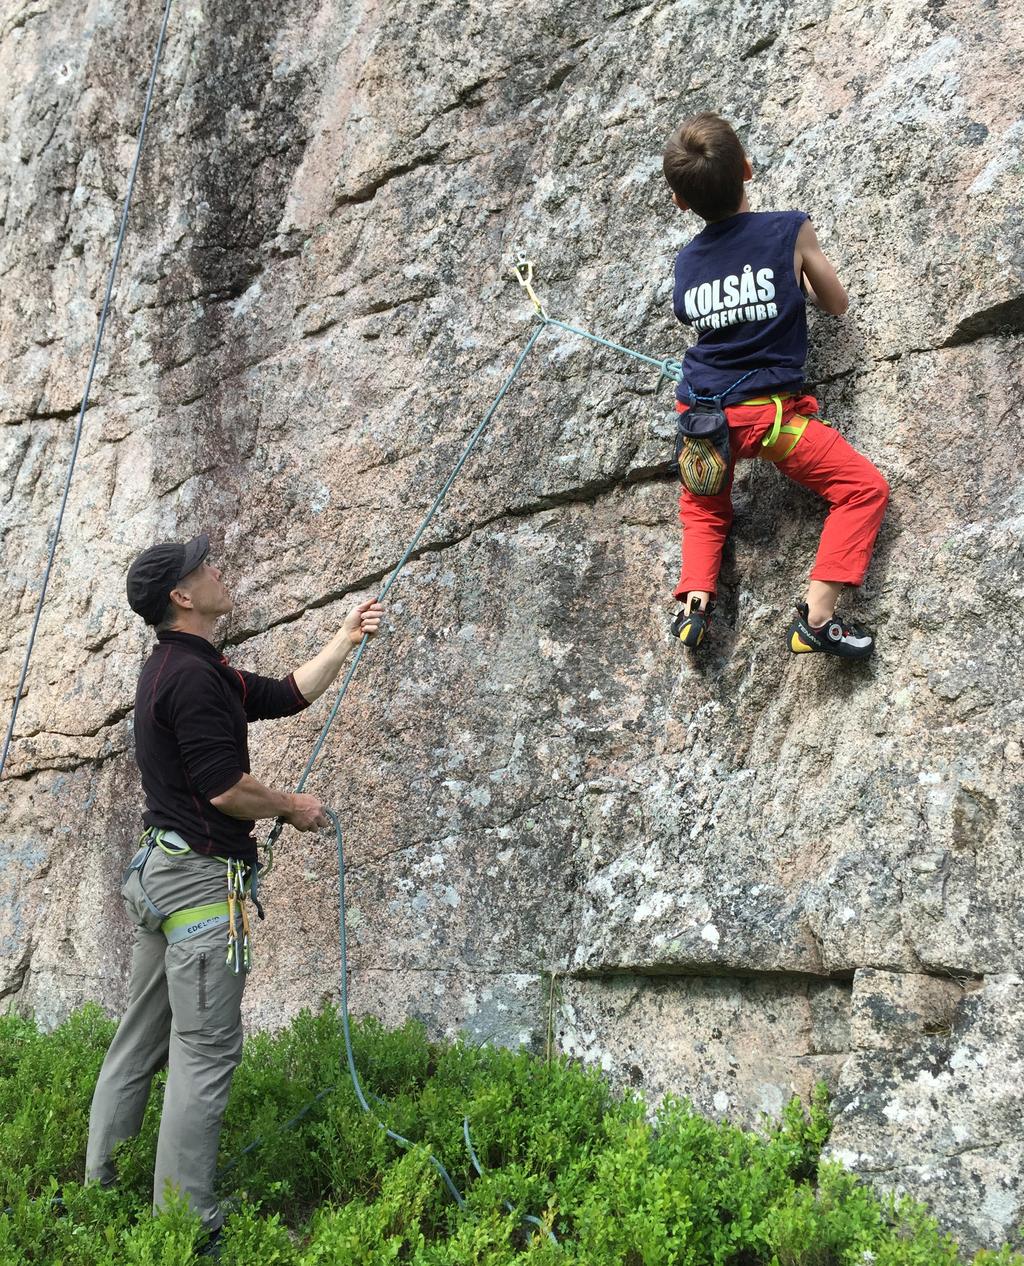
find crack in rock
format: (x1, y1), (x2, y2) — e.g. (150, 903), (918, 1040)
(943, 295), (1024, 348)
(225, 459), (666, 645)
(335, 147), (449, 208)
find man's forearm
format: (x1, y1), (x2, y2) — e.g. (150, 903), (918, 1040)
(210, 773), (295, 821)
(292, 630), (353, 703)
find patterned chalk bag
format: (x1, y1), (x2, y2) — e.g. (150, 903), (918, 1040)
(674, 398), (731, 497)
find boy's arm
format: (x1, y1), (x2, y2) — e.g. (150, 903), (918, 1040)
(795, 220), (849, 316)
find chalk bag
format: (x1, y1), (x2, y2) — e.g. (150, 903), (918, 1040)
(674, 398), (731, 496)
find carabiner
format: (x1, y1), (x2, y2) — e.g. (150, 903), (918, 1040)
(512, 255), (549, 321)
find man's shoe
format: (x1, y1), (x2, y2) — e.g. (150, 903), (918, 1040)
(671, 596), (713, 648)
(197, 1227), (223, 1259)
(787, 603), (874, 659)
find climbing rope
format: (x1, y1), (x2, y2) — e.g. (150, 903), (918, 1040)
(329, 806), (469, 1211)
(219, 805), (560, 1240)
(513, 255), (683, 393)
(0, 0), (174, 782)
(262, 258), (681, 864)
(262, 317), (548, 868)
(220, 269), (686, 1235)
(219, 321), (554, 1234)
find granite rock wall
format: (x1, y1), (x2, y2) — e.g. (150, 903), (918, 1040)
(1, 0), (1022, 1251)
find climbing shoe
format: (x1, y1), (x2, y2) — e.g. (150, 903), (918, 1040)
(787, 603), (874, 659)
(671, 596), (713, 648)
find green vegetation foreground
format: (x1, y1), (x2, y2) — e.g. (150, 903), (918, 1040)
(1, 1005), (1020, 1265)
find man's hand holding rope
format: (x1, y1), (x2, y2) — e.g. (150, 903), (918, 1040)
(212, 599), (384, 834)
(293, 599), (384, 703)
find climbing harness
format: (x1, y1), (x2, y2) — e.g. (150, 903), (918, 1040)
(740, 393), (830, 463)
(674, 388), (833, 494)
(121, 835), (172, 934)
(121, 828), (257, 973)
(0, 0), (174, 782)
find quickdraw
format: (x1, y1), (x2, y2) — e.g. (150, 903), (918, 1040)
(225, 859), (252, 975)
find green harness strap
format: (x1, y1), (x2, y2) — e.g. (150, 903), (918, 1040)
(145, 828), (234, 947)
(162, 902), (230, 946)
(152, 827), (229, 865)
(741, 393), (828, 463)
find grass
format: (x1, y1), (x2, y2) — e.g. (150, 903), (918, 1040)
(0, 1004), (1021, 1265)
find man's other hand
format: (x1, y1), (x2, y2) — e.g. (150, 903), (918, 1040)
(283, 793), (330, 832)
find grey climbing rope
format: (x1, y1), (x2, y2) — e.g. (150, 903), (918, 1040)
(328, 806), (470, 1210)
(221, 321), (555, 1231)
(260, 318), (548, 868)
(0, 0), (174, 782)
(464, 1118), (554, 1241)
(217, 804), (559, 1238)
(265, 260), (682, 860)
(226, 268), (688, 1234)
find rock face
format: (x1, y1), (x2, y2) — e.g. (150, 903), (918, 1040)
(1, 0), (1022, 1252)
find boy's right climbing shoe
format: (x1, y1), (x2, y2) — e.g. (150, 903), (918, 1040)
(787, 603), (874, 659)
(671, 596), (713, 648)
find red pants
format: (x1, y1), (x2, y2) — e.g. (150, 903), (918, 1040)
(675, 393), (889, 600)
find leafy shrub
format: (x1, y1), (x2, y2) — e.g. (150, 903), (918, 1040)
(0, 1005), (1020, 1265)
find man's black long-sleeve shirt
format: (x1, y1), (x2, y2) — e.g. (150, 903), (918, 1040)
(134, 630), (310, 862)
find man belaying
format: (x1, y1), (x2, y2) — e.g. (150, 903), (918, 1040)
(85, 532), (383, 1252)
(663, 112), (889, 657)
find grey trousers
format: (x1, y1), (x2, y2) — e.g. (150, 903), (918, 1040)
(85, 846), (247, 1231)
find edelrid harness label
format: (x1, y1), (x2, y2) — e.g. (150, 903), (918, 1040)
(188, 916), (225, 935)
(161, 903), (230, 946)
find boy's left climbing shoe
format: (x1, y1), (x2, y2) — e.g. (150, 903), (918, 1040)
(671, 596), (713, 648)
(787, 603), (874, 660)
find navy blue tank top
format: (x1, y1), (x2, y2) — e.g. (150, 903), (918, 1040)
(672, 210), (809, 402)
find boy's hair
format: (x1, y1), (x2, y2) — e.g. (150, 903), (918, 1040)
(663, 114), (746, 222)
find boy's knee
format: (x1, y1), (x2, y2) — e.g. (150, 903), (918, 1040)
(871, 470), (890, 507)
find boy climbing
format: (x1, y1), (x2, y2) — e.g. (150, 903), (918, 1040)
(662, 113), (889, 658)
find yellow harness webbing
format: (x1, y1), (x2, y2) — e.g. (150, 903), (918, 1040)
(738, 393), (826, 463)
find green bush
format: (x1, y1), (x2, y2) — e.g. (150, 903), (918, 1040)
(0, 1005), (1020, 1265)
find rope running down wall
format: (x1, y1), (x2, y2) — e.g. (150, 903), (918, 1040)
(0, 0), (175, 781)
